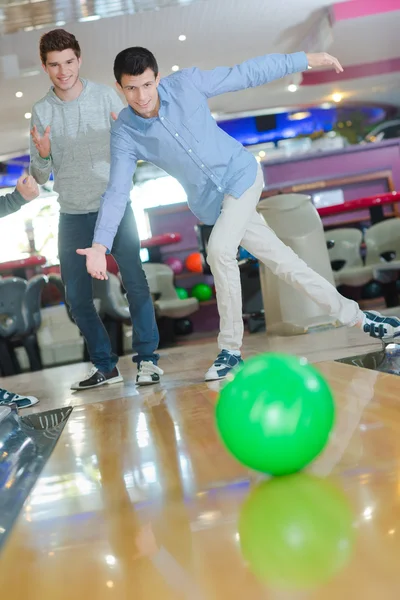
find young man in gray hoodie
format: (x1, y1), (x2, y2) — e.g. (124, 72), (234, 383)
(0, 175), (42, 409)
(30, 29), (162, 390)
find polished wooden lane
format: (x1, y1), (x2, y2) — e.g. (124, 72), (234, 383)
(0, 324), (382, 416)
(1, 356), (400, 599)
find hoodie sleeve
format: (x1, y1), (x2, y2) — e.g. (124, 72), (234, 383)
(0, 189), (26, 218)
(30, 107), (53, 185)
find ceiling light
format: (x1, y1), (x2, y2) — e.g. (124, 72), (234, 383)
(22, 69), (40, 78)
(171, 65), (179, 72)
(288, 111), (311, 121)
(288, 84), (297, 93)
(78, 15), (100, 22)
(15, 91), (23, 98)
(178, 34), (186, 41)
(332, 93), (343, 103)
(24, 112), (31, 119)
(258, 150), (266, 158)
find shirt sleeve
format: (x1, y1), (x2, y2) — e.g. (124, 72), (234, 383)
(182, 52), (308, 98)
(0, 189), (26, 218)
(93, 126), (137, 250)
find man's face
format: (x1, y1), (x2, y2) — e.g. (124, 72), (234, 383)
(43, 49), (81, 92)
(118, 69), (160, 118)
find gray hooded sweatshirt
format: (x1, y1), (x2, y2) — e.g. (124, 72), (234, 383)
(30, 79), (124, 214)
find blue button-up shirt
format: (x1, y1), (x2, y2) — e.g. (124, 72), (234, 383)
(94, 51), (308, 249)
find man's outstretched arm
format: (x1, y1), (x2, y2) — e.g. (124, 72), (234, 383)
(183, 52), (343, 98)
(77, 128), (137, 280)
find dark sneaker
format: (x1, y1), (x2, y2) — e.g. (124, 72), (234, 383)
(71, 366), (123, 390)
(362, 311), (400, 341)
(0, 387), (39, 409)
(205, 350), (243, 381)
(136, 361), (164, 386)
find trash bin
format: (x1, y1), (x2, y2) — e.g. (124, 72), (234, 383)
(256, 193), (337, 336)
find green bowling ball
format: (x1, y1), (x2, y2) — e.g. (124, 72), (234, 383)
(215, 353), (335, 475)
(238, 474), (355, 590)
(175, 287), (189, 299)
(191, 283), (213, 302)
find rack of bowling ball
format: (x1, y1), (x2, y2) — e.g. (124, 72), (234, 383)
(214, 352), (356, 592)
(165, 252), (215, 302)
(165, 247), (258, 303)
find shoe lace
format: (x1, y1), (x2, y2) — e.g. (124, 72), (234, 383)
(0, 388), (17, 402)
(364, 322), (387, 338)
(214, 351), (235, 366)
(85, 366), (99, 378)
(138, 361), (164, 375)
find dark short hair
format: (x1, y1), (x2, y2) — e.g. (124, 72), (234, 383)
(114, 47), (158, 84)
(39, 29), (81, 65)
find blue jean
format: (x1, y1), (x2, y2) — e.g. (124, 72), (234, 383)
(58, 204), (159, 372)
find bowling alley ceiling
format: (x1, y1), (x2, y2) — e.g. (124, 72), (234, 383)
(0, 0), (400, 157)
(0, 0), (202, 35)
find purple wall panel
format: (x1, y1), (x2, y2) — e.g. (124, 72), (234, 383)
(262, 139), (400, 190)
(145, 140), (400, 333)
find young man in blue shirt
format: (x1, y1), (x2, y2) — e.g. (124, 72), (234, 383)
(78, 47), (400, 381)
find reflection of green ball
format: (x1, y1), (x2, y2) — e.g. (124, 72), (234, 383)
(175, 287), (188, 299)
(215, 353), (335, 475)
(191, 283), (213, 302)
(239, 474), (355, 590)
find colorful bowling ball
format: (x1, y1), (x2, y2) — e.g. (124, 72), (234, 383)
(185, 252), (203, 273)
(174, 318), (193, 335)
(239, 474), (355, 590)
(361, 281), (382, 300)
(175, 287), (189, 300)
(215, 353), (335, 475)
(191, 283), (213, 302)
(165, 256), (184, 275)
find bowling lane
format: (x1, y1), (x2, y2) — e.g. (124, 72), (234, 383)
(1, 361), (400, 599)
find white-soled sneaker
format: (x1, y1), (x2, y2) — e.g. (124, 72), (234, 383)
(205, 350), (243, 381)
(136, 361), (164, 386)
(71, 366), (123, 391)
(362, 311), (400, 341)
(0, 387), (39, 409)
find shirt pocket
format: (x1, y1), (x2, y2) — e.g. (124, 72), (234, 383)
(181, 104), (205, 144)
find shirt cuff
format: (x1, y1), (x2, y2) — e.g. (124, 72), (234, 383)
(34, 155), (51, 167)
(93, 229), (113, 251)
(12, 189), (26, 205)
(290, 51), (309, 73)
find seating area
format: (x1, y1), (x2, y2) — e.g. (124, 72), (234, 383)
(0, 275), (47, 375)
(326, 218), (400, 307)
(3, 214), (400, 374)
(143, 262), (199, 346)
(0, 261), (202, 374)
